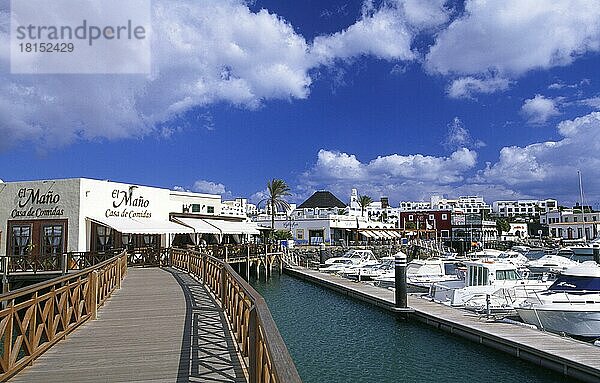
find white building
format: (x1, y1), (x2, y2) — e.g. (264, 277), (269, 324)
(348, 189), (399, 225)
(400, 195), (492, 215)
(543, 209), (600, 240)
(0, 178), (258, 257)
(254, 190), (398, 245)
(493, 199), (558, 218)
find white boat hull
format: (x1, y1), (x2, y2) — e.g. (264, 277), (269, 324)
(517, 307), (600, 338)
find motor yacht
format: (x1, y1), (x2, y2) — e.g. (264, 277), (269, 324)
(526, 253), (579, 275)
(570, 238), (600, 257)
(322, 249), (376, 265)
(429, 260), (552, 310)
(516, 261), (600, 338)
(342, 256), (393, 281)
(374, 257), (463, 291)
(319, 249), (379, 274)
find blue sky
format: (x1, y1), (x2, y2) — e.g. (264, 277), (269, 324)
(1, 0), (600, 208)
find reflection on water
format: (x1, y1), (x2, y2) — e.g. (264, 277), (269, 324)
(252, 274), (564, 383)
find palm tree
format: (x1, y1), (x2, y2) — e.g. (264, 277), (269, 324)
(266, 179), (291, 239)
(358, 195), (373, 217)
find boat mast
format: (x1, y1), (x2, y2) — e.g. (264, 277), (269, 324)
(578, 170), (587, 242)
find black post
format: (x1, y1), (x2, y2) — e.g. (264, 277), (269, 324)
(594, 245), (600, 264)
(319, 243), (326, 265)
(395, 252), (407, 310)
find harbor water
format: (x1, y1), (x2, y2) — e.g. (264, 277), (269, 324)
(252, 273), (565, 383)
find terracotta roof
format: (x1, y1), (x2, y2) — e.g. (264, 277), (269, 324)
(298, 191), (347, 209)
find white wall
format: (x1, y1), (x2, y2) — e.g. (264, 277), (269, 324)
(0, 178), (82, 255)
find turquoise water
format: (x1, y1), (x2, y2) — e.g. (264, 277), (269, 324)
(252, 274), (565, 383)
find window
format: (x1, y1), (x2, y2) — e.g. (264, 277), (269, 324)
(207, 206), (215, 214)
(296, 229), (304, 240)
(191, 204), (201, 213)
(441, 230), (450, 238)
(429, 214), (435, 221)
(10, 225), (31, 255)
(42, 225), (63, 255)
(496, 270), (518, 280)
(121, 233), (134, 250)
(408, 215), (414, 220)
(442, 214), (448, 220)
(96, 225), (114, 252)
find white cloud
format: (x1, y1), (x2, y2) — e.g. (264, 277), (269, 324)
(444, 117), (486, 150)
(579, 96), (600, 109)
(301, 147), (479, 201)
(446, 76), (510, 99)
(427, 1), (600, 77)
(548, 78), (591, 90)
(0, 0), (452, 150)
(311, 0), (448, 65)
(1, 0), (314, 148)
(192, 180), (228, 196)
(478, 112), (600, 204)
(521, 95), (560, 124)
(311, 6), (415, 64)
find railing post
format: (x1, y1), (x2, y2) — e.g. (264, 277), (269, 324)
(248, 306), (257, 383)
(90, 270), (98, 320)
(220, 266), (227, 307)
(61, 253), (68, 275)
(116, 257), (122, 290)
(225, 246), (228, 263)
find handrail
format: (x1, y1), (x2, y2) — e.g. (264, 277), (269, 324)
(1, 250), (124, 275)
(0, 251), (128, 381)
(169, 248), (302, 383)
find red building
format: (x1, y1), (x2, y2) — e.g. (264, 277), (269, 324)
(399, 210), (452, 239)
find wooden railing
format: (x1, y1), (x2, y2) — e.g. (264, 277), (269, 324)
(169, 248), (302, 383)
(0, 252), (128, 381)
(1, 250), (123, 275)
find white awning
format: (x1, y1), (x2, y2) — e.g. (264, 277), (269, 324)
(389, 231), (403, 239)
(204, 219), (261, 235)
(368, 231), (383, 239)
(88, 216), (194, 235)
(173, 217), (221, 235)
(360, 230), (374, 238)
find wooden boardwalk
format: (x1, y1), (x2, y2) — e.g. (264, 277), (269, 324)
(286, 267), (600, 383)
(9, 267), (245, 383)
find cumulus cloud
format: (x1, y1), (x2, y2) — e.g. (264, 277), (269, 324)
(447, 76), (511, 99)
(192, 180), (229, 196)
(0, 0), (452, 150)
(478, 112), (600, 203)
(444, 117), (486, 150)
(311, 0), (448, 65)
(300, 147), (479, 202)
(426, 1), (600, 97)
(427, 1), (600, 76)
(0, 0), (315, 148)
(521, 95), (560, 124)
(298, 112), (600, 204)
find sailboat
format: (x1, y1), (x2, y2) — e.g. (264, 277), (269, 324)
(570, 171), (599, 256)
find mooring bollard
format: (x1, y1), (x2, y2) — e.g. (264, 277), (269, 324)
(594, 244), (600, 264)
(395, 252), (407, 309)
(319, 243), (326, 265)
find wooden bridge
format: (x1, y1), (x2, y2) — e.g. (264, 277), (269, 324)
(0, 248), (301, 382)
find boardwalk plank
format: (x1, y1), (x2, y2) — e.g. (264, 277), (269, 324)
(9, 267), (246, 383)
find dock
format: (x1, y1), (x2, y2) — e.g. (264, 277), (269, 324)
(285, 266), (600, 383)
(9, 267), (246, 383)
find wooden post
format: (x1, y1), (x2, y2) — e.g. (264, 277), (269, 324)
(246, 252), (251, 280)
(61, 253), (68, 275)
(248, 307), (257, 383)
(116, 258), (122, 290)
(90, 271), (98, 320)
(220, 267), (227, 307)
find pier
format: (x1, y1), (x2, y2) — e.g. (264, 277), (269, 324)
(285, 266), (600, 383)
(0, 248), (301, 383)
